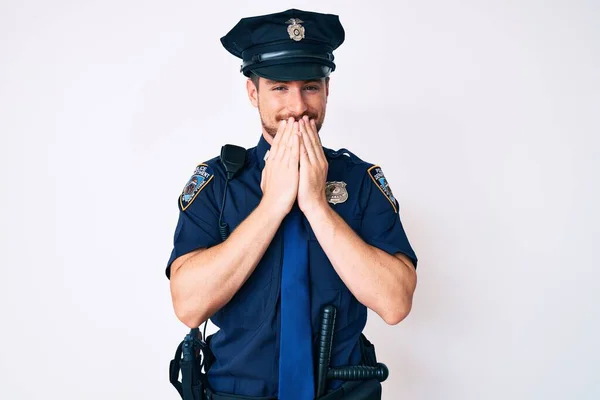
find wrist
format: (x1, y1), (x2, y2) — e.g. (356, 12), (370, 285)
(301, 199), (330, 221)
(258, 196), (292, 222)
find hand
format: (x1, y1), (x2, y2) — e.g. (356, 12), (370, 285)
(260, 117), (301, 218)
(297, 116), (328, 216)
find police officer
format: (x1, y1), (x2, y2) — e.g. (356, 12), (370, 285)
(166, 8), (418, 400)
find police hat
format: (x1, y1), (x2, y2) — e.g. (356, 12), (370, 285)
(220, 9), (345, 81)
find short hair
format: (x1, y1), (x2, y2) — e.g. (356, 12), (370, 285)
(249, 72), (260, 91)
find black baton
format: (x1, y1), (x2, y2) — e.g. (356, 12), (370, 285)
(315, 305), (390, 399)
(316, 305), (336, 397)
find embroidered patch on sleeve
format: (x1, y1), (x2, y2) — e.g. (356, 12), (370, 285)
(179, 164), (214, 211)
(367, 165), (398, 213)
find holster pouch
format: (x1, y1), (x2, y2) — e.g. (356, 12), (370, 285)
(170, 329), (214, 400)
(321, 334), (382, 400)
(358, 334), (378, 367)
(314, 334), (383, 400)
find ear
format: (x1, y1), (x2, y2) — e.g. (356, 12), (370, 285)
(247, 78), (259, 108)
(325, 77), (330, 99)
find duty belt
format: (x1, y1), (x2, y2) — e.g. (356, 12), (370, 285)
(169, 305), (389, 400)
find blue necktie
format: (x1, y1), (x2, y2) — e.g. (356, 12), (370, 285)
(278, 206), (314, 400)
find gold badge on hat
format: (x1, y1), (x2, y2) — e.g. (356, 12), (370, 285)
(325, 181), (348, 205)
(286, 18), (305, 41)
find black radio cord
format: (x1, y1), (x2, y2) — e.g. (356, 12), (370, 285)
(218, 176), (230, 241)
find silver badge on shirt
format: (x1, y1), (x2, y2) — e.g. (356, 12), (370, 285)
(325, 181), (348, 205)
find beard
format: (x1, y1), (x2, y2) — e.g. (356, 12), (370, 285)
(259, 106), (325, 138)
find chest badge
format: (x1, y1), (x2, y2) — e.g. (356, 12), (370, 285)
(325, 181), (348, 205)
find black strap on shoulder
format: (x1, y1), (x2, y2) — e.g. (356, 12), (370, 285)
(218, 144), (247, 241)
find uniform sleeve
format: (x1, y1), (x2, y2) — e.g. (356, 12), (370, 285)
(358, 166), (418, 269)
(165, 164), (222, 279)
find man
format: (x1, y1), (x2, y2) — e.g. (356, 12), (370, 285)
(166, 8), (418, 400)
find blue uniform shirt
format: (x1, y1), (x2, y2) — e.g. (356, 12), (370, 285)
(166, 134), (417, 397)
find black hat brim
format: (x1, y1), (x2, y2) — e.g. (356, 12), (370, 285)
(248, 62), (332, 81)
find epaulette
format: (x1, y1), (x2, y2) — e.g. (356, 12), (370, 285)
(324, 147), (366, 165)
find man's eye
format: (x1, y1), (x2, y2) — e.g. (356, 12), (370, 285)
(273, 86), (287, 91)
(304, 86), (320, 91)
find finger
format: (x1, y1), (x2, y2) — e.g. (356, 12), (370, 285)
(310, 118), (322, 145)
(283, 121), (299, 162)
(268, 119), (287, 160)
(301, 116), (319, 153)
(307, 116), (323, 147)
(307, 117), (326, 163)
(277, 117), (295, 161)
(300, 118), (317, 164)
(288, 121), (299, 147)
(302, 115), (317, 142)
(289, 128), (300, 169)
(273, 118), (292, 161)
(299, 140), (309, 168)
(272, 119), (287, 145)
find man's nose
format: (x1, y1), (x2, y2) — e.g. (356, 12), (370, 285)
(287, 88), (308, 118)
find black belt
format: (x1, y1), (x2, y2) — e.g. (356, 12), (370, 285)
(206, 388), (277, 400)
(205, 379), (381, 400)
(170, 305), (388, 400)
(318, 379), (382, 400)
(205, 387), (276, 400)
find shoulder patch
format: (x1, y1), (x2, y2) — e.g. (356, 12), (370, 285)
(368, 165), (398, 213)
(179, 164), (214, 211)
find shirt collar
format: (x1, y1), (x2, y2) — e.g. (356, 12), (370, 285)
(255, 133), (271, 169)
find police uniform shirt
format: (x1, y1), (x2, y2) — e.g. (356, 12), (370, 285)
(166, 134), (418, 397)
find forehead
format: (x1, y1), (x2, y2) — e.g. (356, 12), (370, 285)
(261, 78), (326, 85)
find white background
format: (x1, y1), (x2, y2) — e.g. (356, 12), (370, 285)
(1, 0), (598, 399)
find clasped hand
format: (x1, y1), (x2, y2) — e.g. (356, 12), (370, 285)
(261, 116), (328, 217)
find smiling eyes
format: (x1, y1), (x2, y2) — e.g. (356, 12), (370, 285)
(272, 85), (320, 92)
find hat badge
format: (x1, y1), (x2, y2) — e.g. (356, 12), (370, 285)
(286, 18), (305, 41)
